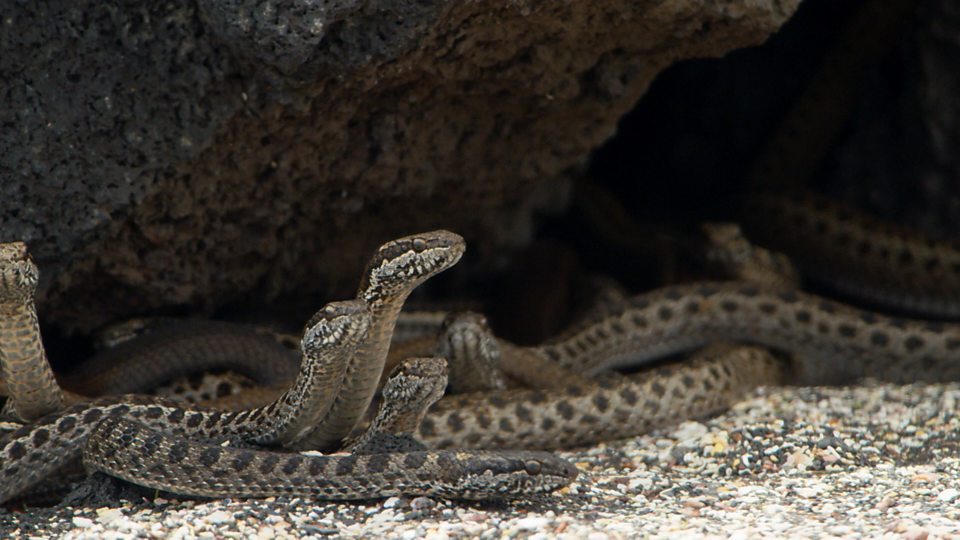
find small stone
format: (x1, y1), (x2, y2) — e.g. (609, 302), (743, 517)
(410, 497), (436, 512)
(937, 488), (959, 503)
(383, 497), (403, 509)
(206, 510), (232, 525)
(514, 517), (549, 531)
(96, 508), (125, 526)
(72, 517), (94, 528)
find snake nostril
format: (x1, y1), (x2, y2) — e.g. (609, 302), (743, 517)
(524, 460), (542, 475)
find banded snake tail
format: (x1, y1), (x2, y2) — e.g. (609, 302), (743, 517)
(85, 416), (577, 501)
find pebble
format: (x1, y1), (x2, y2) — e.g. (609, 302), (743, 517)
(205, 510), (232, 524)
(71, 517), (94, 528)
(514, 516), (550, 530)
(937, 488), (959, 503)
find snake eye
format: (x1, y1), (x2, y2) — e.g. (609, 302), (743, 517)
(524, 460), (542, 475)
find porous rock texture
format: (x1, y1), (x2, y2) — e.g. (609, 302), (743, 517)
(0, 1), (799, 332)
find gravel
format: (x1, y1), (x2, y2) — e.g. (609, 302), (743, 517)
(3, 379), (960, 539)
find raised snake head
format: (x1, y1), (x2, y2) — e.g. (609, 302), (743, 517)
(358, 230), (465, 305)
(0, 242), (39, 304)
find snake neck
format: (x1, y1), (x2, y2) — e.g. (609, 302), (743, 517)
(0, 302), (63, 421)
(249, 335), (362, 446)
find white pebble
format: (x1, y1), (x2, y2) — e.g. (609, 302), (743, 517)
(96, 508), (126, 526)
(514, 516), (549, 531)
(938, 488), (959, 503)
(205, 510), (232, 525)
(72, 517), (94, 528)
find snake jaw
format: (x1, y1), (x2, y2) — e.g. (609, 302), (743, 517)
(359, 230), (466, 303)
(0, 242), (39, 303)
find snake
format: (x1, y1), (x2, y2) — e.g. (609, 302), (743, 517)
(37, 202), (960, 452)
(414, 279), (960, 449)
(0, 231), (578, 503)
(741, 190), (960, 320)
(6, 202), (960, 503)
(0, 243), (64, 422)
(83, 356), (575, 501)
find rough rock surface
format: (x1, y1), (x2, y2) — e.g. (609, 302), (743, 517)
(0, 1), (799, 332)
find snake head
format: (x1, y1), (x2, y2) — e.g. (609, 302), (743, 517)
(0, 242), (39, 303)
(380, 357), (449, 413)
(436, 312), (505, 393)
(359, 230), (465, 305)
(437, 450), (579, 500)
(436, 311), (500, 364)
(301, 299), (371, 356)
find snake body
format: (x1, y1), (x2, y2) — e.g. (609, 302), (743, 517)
(85, 416), (576, 501)
(743, 191), (960, 319)
(59, 320), (300, 399)
(420, 345), (786, 450)
(535, 281), (960, 384)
